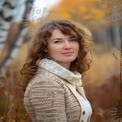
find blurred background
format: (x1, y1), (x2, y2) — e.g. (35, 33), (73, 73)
(0, 0), (122, 122)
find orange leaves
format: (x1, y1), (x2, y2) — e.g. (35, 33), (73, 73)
(91, 8), (105, 19)
(60, 13), (71, 19)
(83, 14), (92, 20)
(79, 6), (87, 13)
(48, 0), (106, 25)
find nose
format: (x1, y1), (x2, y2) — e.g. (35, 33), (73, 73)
(64, 41), (72, 49)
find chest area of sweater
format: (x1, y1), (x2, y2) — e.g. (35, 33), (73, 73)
(64, 85), (81, 121)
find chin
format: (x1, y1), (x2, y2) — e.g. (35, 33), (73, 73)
(61, 57), (76, 62)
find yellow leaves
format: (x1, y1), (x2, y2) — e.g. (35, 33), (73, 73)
(91, 8), (100, 14)
(83, 14), (92, 20)
(62, 0), (79, 7)
(91, 8), (105, 19)
(79, 6), (87, 13)
(101, 4), (108, 9)
(82, 8), (104, 20)
(47, 0), (108, 27)
(60, 13), (71, 19)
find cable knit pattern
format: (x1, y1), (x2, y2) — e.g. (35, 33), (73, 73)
(24, 59), (92, 122)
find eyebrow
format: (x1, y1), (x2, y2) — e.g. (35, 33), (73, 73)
(51, 36), (75, 41)
(52, 38), (63, 41)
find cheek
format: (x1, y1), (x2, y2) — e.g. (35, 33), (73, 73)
(47, 45), (60, 57)
(48, 45), (59, 52)
(76, 43), (79, 52)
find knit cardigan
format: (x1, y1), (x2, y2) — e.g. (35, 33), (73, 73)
(24, 59), (92, 122)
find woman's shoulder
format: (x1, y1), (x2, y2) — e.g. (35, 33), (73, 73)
(25, 68), (66, 94)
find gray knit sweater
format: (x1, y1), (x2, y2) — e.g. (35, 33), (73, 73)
(24, 59), (92, 122)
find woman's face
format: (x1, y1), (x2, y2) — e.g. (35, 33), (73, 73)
(46, 29), (79, 69)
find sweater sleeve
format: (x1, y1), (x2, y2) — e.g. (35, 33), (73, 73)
(27, 80), (67, 122)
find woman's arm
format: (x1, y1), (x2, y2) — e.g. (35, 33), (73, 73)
(27, 80), (67, 122)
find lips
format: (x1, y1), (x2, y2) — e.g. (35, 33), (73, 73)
(62, 52), (74, 56)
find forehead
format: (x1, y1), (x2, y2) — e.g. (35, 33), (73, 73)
(50, 29), (72, 38)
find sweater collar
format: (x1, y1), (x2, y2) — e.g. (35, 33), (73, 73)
(38, 58), (82, 87)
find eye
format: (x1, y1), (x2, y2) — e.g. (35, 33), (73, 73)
(53, 40), (62, 43)
(69, 37), (77, 42)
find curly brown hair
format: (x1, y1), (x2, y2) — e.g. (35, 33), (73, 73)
(20, 18), (93, 89)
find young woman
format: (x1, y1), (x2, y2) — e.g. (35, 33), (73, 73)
(21, 18), (93, 122)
